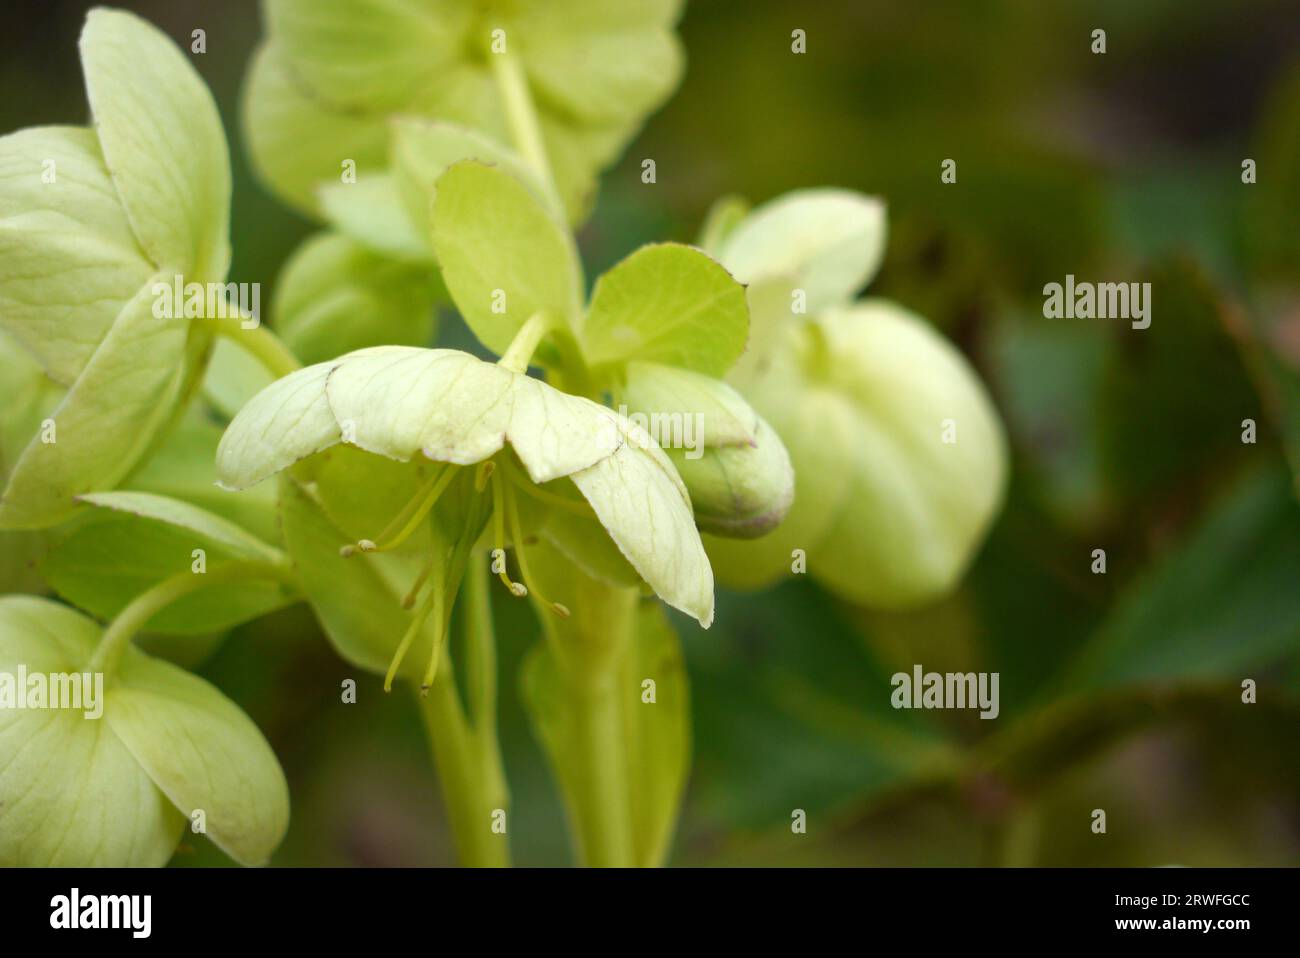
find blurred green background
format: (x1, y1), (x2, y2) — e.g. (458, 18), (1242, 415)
(2, 0), (1298, 866)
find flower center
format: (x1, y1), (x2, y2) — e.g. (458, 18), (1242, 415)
(339, 454), (572, 695)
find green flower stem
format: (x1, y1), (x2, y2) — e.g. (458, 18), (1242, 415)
(490, 49), (553, 186)
(540, 575), (639, 867)
(416, 622), (511, 867)
(497, 311), (554, 373)
(86, 560), (293, 676)
(200, 310), (302, 380)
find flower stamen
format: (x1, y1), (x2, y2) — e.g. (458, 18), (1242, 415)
(504, 480), (571, 619)
(384, 562), (440, 692)
(491, 473), (528, 597)
(340, 464), (458, 557)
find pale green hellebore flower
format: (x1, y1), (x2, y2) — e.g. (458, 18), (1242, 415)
(0, 596), (288, 867)
(702, 189), (1009, 608)
(0, 9), (232, 529)
(216, 343), (714, 690)
(246, 0), (684, 222)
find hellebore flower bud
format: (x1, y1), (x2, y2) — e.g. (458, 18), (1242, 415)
(666, 415), (794, 538)
(700, 187), (1008, 608)
(711, 299), (1007, 608)
(616, 361), (794, 539)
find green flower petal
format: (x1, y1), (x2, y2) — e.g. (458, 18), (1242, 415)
(570, 415), (713, 627)
(108, 646), (290, 866)
(214, 359), (342, 491)
(724, 301), (1007, 607)
(0, 126), (153, 385)
(265, 0), (469, 110)
(514, 0), (684, 125)
(717, 189), (886, 316)
(318, 172), (429, 261)
(0, 275), (190, 529)
(242, 42), (391, 217)
(273, 231), (439, 365)
(0, 597), (184, 867)
(80, 8), (230, 279)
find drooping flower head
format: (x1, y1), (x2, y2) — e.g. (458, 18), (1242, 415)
(700, 189), (1009, 607)
(217, 336), (714, 692)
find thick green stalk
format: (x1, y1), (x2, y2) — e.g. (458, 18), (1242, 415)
(538, 570), (639, 867)
(200, 307), (301, 380)
(417, 560), (510, 867)
(490, 49), (553, 186)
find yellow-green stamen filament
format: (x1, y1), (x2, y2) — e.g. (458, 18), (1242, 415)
(504, 480), (571, 619)
(343, 464), (458, 557)
(385, 574), (438, 692)
(491, 473), (527, 597)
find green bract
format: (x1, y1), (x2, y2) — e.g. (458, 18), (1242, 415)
(0, 9), (231, 529)
(245, 0), (684, 223)
(705, 190), (1008, 607)
(215, 344), (714, 688)
(0, 596), (289, 866)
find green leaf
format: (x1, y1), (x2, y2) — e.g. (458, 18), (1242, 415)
(582, 243), (749, 376)
(0, 597), (184, 866)
(108, 645), (291, 866)
(41, 492), (292, 635)
(318, 173), (429, 261)
(272, 231), (438, 366)
(432, 162), (582, 354)
(1097, 258), (1263, 510)
(242, 42), (391, 216)
(1064, 467), (1300, 691)
(0, 126), (153, 385)
(717, 189), (886, 315)
(689, 581), (958, 830)
(521, 599), (690, 867)
(0, 274), (190, 529)
(80, 8), (230, 279)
